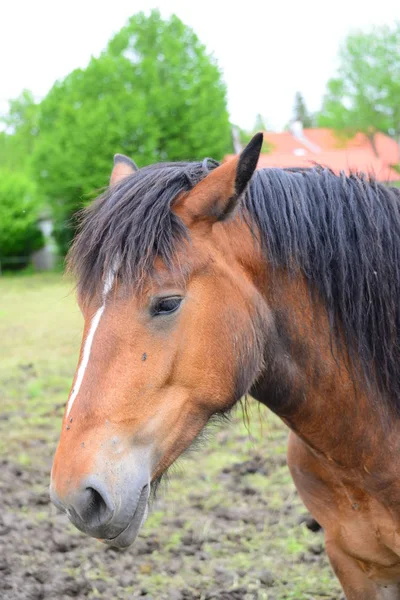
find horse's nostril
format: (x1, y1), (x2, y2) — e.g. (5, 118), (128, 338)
(72, 481), (115, 529)
(51, 468), (150, 544)
(86, 487), (110, 525)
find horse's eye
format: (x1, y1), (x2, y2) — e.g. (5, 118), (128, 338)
(152, 296), (182, 317)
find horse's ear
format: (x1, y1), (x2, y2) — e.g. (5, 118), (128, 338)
(174, 133), (263, 225)
(110, 154), (138, 186)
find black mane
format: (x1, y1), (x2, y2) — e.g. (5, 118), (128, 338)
(247, 168), (400, 409)
(69, 160), (218, 296)
(69, 161), (400, 409)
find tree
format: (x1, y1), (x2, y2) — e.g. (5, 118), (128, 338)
(292, 92), (314, 128)
(253, 113), (268, 132)
(318, 22), (400, 155)
(32, 53), (157, 253)
(0, 93), (44, 268)
(1, 90), (39, 170)
(0, 171), (44, 263)
(107, 10), (231, 161)
(32, 10), (232, 253)
(0, 133), (13, 170)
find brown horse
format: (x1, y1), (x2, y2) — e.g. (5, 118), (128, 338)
(50, 134), (400, 599)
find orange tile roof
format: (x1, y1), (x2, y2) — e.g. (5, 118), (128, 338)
(225, 128), (400, 183)
(301, 129), (400, 166)
(263, 132), (309, 154)
(300, 128), (364, 150)
(255, 148), (400, 182)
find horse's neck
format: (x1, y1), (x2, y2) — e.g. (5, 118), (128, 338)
(220, 216), (400, 477)
(250, 267), (400, 477)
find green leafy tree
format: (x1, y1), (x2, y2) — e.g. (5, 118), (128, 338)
(0, 132), (13, 169)
(32, 53), (156, 252)
(32, 10), (232, 253)
(318, 22), (400, 155)
(292, 92), (314, 128)
(3, 89), (38, 135)
(0, 171), (44, 263)
(1, 90), (39, 170)
(107, 10), (231, 161)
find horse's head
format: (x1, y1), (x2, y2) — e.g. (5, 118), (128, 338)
(50, 134), (266, 547)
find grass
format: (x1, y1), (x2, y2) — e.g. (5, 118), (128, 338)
(0, 273), (81, 462)
(0, 273), (341, 599)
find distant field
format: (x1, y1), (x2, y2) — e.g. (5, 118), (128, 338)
(0, 274), (340, 600)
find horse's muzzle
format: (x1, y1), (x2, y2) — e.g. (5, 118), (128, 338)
(50, 456), (151, 548)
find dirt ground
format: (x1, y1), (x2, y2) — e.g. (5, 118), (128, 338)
(0, 275), (342, 599)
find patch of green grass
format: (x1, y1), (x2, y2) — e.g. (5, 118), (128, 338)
(0, 273), (80, 462)
(16, 451), (32, 467)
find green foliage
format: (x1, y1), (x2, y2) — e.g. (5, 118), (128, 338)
(31, 10), (232, 254)
(0, 93), (43, 267)
(107, 10), (231, 161)
(292, 92), (314, 127)
(0, 132), (12, 169)
(3, 89), (39, 137)
(0, 171), (44, 261)
(32, 52), (155, 253)
(318, 22), (400, 147)
(1, 90), (39, 171)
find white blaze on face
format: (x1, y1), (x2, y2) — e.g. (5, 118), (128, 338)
(66, 269), (115, 418)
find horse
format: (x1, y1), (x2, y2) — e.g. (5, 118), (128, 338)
(50, 133), (400, 599)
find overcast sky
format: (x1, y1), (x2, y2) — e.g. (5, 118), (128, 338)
(1, 0), (400, 131)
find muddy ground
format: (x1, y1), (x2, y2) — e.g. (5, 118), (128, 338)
(0, 426), (341, 600)
(0, 275), (342, 599)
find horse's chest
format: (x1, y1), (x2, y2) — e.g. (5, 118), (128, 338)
(336, 505), (400, 583)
